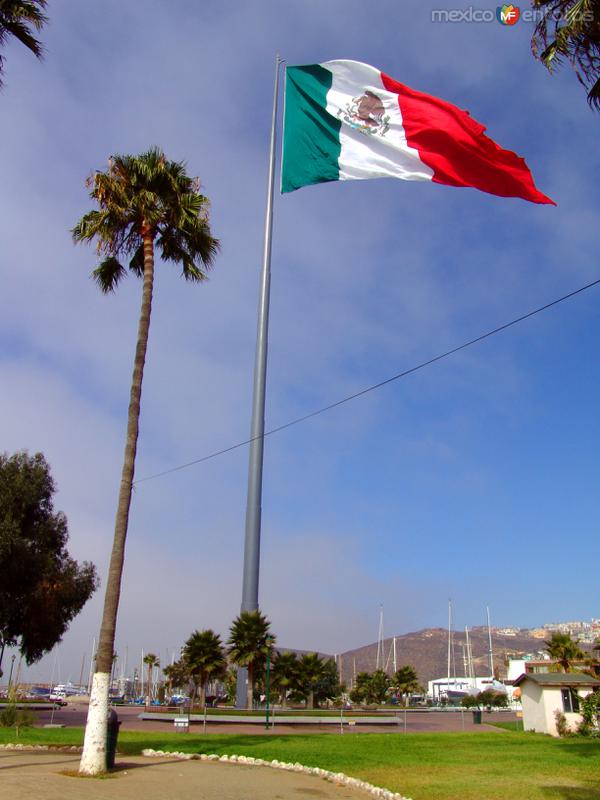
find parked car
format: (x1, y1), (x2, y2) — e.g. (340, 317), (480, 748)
(49, 690), (67, 705)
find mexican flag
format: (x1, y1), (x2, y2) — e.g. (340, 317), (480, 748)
(281, 60), (554, 205)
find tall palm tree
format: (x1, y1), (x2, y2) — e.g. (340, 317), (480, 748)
(297, 652), (326, 709)
(271, 651), (299, 708)
(0, 0), (47, 87)
(391, 665), (422, 707)
(143, 653), (159, 705)
(183, 629), (226, 709)
(73, 147), (219, 775)
(531, 1), (600, 109)
(227, 610), (274, 710)
(545, 631), (585, 672)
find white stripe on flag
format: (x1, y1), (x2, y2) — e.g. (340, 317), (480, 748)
(325, 60), (433, 183)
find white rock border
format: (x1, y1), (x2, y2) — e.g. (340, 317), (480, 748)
(140, 748), (412, 800)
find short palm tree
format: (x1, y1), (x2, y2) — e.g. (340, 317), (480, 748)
(73, 147), (219, 776)
(545, 631), (585, 672)
(163, 658), (190, 698)
(349, 671), (372, 705)
(271, 651), (299, 707)
(227, 610), (274, 710)
(531, 1), (600, 109)
(183, 629), (227, 709)
(143, 653), (159, 704)
(391, 665), (422, 707)
(297, 652), (326, 709)
(0, 0), (47, 87)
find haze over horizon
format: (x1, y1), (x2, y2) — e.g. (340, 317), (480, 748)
(1, 1), (599, 685)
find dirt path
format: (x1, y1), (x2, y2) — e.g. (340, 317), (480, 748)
(0, 752), (380, 800)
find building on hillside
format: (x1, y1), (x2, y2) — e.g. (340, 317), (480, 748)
(514, 672), (600, 736)
(528, 628), (548, 639)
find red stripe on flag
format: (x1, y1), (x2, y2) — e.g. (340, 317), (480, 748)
(380, 72), (555, 205)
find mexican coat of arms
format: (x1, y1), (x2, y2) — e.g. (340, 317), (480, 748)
(337, 90), (390, 136)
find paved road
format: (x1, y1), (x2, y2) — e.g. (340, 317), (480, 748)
(0, 752), (377, 800)
(34, 700), (512, 735)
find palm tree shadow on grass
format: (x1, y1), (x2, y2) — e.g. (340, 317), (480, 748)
(543, 785), (600, 800)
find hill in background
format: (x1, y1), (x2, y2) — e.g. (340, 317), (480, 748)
(336, 627), (549, 686)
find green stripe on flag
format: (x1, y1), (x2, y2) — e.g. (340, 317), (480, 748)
(281, 64), (341, 193)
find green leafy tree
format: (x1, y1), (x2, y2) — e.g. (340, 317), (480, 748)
(545, 632), (585, 672)
(72, 147), (219, 776)
(0, 451), (98, 671)
(588, 639), (600, 677)
(0, 0), (47, 88)
(227, 610), (274, 710)
(531, 1), (600, 109)
(271, 651), (299, 707)
(578, 689), (600, 735)
(183, 629), (226, 708)
(391, 665), (422, 706)
(349, 670), (390, 705)
(461, 690), (508, 710)
(143, 653), (159, 704)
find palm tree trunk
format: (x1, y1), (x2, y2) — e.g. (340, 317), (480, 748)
(146, 664), (152, 705)
(79, 230), (155, 776)
(200, 681), (206, 710)
(246, 663), (254, 710)
(308, 690), (314, 710)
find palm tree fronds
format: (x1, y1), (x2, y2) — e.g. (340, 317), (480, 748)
(0, 0), (48, 86)
(587, 74), (600, 107)
(92, 257), (127, 293)
(531, 0), (600, 111)
(75, 149), (219, 279)
(129, 245), (144, 277)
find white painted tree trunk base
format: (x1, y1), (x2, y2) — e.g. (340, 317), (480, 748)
(79, 671), (110, 775)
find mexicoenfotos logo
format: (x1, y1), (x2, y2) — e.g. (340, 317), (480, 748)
(496, 4), (520, 25)
(431, 5), (592, 24)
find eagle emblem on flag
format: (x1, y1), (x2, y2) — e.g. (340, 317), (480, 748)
(338, 89), (390, 136)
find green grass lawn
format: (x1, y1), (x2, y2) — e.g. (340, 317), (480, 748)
(1, 727), (598, 800)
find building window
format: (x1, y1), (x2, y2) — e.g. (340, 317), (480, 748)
(561, 688), (580, 713)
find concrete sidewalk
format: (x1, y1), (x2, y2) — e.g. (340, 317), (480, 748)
(0, 752), (377, 800)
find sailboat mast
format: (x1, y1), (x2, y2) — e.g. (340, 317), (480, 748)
(465, 626), (474, 682)
(376, 605), (384, 670)
(447, 600), (452, 696)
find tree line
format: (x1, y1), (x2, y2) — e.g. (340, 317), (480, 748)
(157, 610), (344, 710)
(149, 612), (423, 711)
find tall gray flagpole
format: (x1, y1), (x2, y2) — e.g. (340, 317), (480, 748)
(236, 54), (283, 709)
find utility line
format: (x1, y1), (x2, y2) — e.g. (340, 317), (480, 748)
(134, 276), (600, 485)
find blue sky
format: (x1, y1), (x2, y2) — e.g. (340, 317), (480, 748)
(1, 1), (599, 683)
